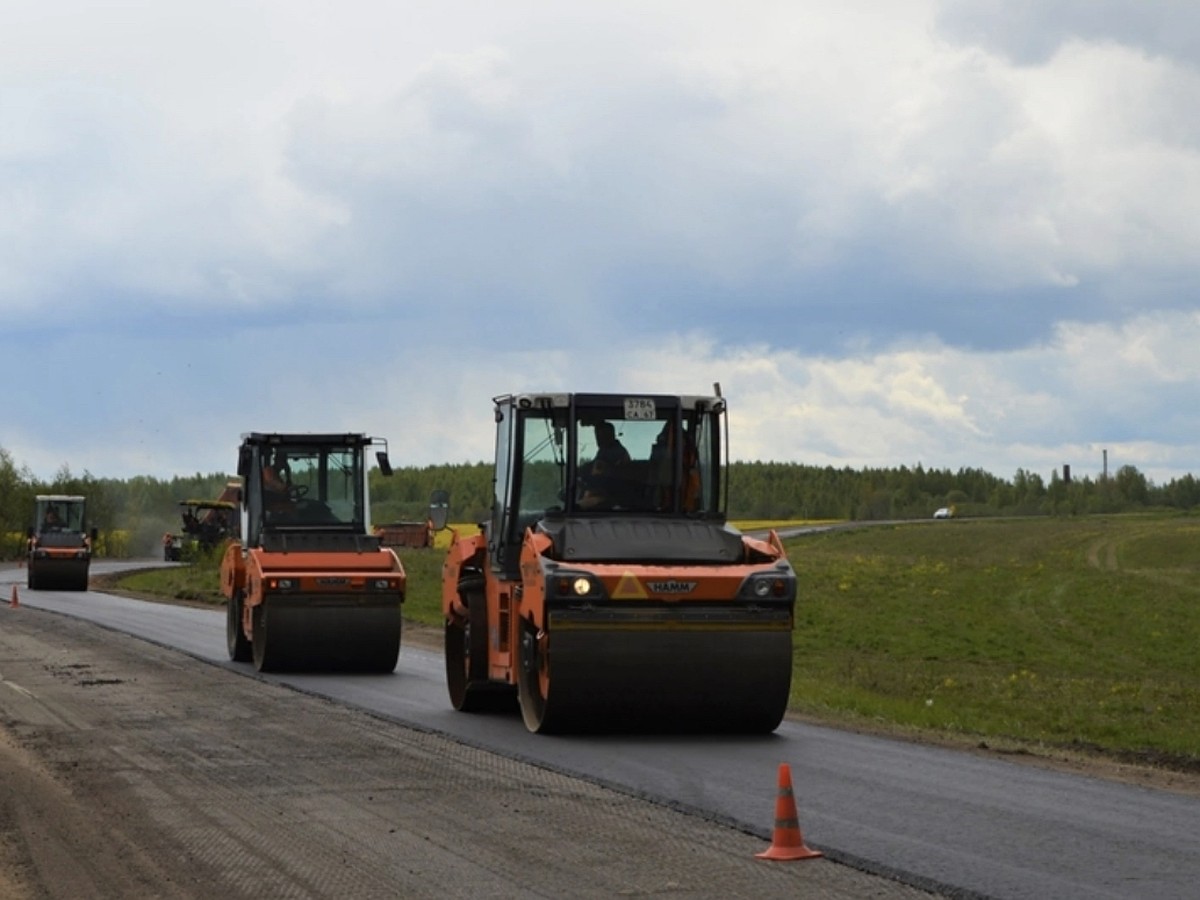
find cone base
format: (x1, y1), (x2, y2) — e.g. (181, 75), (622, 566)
(755, 844), (823, 861)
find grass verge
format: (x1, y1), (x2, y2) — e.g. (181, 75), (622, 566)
(785, 514), (1200, 770)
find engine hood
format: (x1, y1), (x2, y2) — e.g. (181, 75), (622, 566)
(536, 515), (745, 564)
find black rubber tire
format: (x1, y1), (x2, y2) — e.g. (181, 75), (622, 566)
(446, 577), (490, 711)
(444, 619), (469, 707)
(518, 622), (556, 733)
(251, 603), (279, 672)
(226, 591), (252, 662)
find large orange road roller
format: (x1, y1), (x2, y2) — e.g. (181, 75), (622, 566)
(442, 390), (797, 733)
(221, 432), (426, 673)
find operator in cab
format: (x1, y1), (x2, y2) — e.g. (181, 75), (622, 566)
(579, 421), (632, 509)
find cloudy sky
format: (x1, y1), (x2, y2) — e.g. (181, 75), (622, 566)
(3, 0), (1198, 485)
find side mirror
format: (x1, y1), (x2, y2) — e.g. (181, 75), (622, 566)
(237, 446), (252, 479)
(429, 489), (450, 531)
(90, 527), (99, 542)
(375, 451), (393, 477)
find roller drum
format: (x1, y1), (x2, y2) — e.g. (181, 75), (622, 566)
(521, 608), (793, 733)
(252, 595), (402, 673)
(27, 558), (89, 592)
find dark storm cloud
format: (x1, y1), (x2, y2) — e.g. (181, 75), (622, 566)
(936, 0), (1200, 66)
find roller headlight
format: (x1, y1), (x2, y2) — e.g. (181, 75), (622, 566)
(554, 572), (601, 598)
(741, 573), (794, 600)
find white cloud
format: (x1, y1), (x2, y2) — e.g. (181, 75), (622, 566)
(4, 307), (1198, 484)
(6, 1), (1198, 322)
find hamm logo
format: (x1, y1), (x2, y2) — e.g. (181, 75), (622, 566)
(646, 580), (697, 594)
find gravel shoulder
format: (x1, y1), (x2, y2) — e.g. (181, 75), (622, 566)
(0, 595), (938, 899)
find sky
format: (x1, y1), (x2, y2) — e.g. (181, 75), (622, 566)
(3, 0), (1199, 486)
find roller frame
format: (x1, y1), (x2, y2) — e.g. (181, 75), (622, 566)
(223, 544), (405, 673)
(443, 525), (796, 734)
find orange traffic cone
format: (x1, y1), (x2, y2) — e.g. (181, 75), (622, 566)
(9, 585), (19, 609)
(756, 763), (822, 861)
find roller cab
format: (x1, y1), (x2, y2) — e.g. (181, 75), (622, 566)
(443, 391), (797, 733)
(221, 432), (405, 673)
(26, 494), (96, 591)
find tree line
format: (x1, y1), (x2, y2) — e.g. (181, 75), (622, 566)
(374, 460), (1194, 523)
(3, 445), (1198, 559)
(0, 448), (235, 559)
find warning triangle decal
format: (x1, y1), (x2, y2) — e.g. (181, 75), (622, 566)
(611, 571), (648, 599)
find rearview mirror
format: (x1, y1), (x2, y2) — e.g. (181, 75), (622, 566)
(237, 446), (252, 479)
(375, 450), (393, 477)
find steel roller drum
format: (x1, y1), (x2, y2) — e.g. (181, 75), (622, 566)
(30, 559), (90, 591)
(252, 595), (402, 673)
(525, 606), (794, 733)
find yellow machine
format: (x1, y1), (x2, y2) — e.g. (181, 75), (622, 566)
(164, 486), (239, 561)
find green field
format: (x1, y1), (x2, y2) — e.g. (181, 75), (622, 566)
(115, 513), (1200, 768)
(782, 515), (1200, 767)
